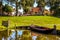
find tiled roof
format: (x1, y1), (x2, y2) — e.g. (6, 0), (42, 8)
(31, 7), (41, 13)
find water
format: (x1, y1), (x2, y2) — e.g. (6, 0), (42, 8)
(0, 29), (60, 40)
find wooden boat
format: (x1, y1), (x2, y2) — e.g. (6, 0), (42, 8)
(16, 25), (60, 35)
(30, 26), (54, 34)
(56, 30), (60, 35)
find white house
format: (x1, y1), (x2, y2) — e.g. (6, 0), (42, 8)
(18, 7), (24, 16)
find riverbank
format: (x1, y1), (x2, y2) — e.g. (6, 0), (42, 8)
(0, 16), (60, 30)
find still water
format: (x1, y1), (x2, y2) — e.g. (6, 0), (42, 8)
(0, 29), (60, 40)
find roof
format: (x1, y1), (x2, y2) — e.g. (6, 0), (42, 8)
(31, 7), (41, 13)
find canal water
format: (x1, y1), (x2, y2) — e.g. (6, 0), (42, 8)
(0, 29), (60, 40)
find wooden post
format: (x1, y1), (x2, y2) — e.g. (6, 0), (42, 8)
(52, 24), (57, 35)
(54, 24), (56, 30)
(15, 24), (18, 40)
(8, 20), (10, 37)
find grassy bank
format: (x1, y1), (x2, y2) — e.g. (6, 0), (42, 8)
(0, 16), (60, 30)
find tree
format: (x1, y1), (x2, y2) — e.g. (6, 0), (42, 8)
(50, 0), (60, 16)
(9, 0), (20, 16)
(2, 4), (13, 16)
(3, 4), (13, 12)
(0, 0), (3, 16)
(37, 0), (46, 15)
(37, 0), (45, 7)
(8, 0), (34, 15)
(20, 0), (34, 14)
(0, 0), (2, 6)
(14, 0), (18, 16)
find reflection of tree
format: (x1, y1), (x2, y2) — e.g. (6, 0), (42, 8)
(20, 30), (32, 40)
(36, 35), (48, 40)
(0, 30), (8, 40)
(36, 36), (41, 40)
(22, 30), (30, 35)
(0, 30), (11, 40)
(21, 36), (32, 40)
(0, 34), (2, 40)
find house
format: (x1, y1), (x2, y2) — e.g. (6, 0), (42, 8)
(30, 7), (42, 15)
(43, 9), (51, 15)
(43, 5), (51, 16)
(12, 6), (24, 16)
(43, 9), (55, 16)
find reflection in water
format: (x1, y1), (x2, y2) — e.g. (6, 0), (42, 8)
(17, 30), (23, 36)
(7, 30), (23, 40)
(2, 37), (4, 40)
(10, 31), (15, 38)
(0, 29), (60, 40)
(0, 30), (8, 40)
(32, 36), (37, 40)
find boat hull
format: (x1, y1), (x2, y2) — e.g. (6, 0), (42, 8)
(30, 27), (54, 34)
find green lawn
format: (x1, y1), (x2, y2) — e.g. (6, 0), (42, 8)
(0, 16), (60, 30)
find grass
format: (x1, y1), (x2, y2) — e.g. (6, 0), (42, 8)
(0, 16), (60, 30)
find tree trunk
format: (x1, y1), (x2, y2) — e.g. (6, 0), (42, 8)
(16, 0), (18, 16)
(0, 0), (3, 16)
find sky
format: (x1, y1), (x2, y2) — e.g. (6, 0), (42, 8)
(33, 0), (38, 7)
(2, 0), (38, 7)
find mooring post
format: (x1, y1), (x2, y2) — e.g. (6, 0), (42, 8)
(52, 24), (57, 35)
(15, 24), (18, 40)
(54, 24), (56, 30)
(30, 24), (35, 27)
(8, 19), (10, 37)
